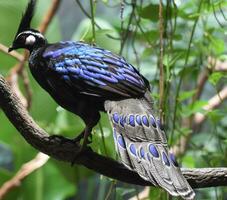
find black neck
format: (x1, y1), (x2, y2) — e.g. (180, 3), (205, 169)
(29, 38), (47, 52)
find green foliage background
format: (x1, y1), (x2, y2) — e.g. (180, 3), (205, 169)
(0, 0), (227, 199)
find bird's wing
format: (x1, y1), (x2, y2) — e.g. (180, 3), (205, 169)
(42, 41), (149, 99)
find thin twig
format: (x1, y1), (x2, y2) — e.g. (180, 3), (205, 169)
(194, 86), (227, 125)
(120, 0), (125, 53)
(90, 0), (96, 42)
(208, 56), (227, 72)
(6, 60), (28, 108)
(219, 2), (227, 21)
(212, 0), (224, 28)
(129, 186), (149, 200)
(21, 69), (33, 109)
(192, 68), (210, 101)
(104, 180), (116, 200)
(0, 153), (49, 200)
(38, 0), (62, 34)
(0, 44), (23, 62)
(76, 0), (100, 29)
(119, 1), (136, 55)
(159, 0), (164, 122)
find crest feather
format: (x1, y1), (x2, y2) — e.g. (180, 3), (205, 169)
(16, 0), (36, 36)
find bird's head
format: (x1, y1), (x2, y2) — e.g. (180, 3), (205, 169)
(9, 0), (46, 52)
(9, 29), (46, 52)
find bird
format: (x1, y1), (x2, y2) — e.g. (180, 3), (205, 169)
(9, 0), (195, 199)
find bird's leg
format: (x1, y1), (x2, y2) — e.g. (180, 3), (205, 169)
(72, 129), (92, 144)
(71, 126), (92, 165)
(72, 111), (100, 164)
(72, 130), (85, 143)
(80, 126), (92, 151)
(74, 111), (99, 148)
(49, 130), (89, 145)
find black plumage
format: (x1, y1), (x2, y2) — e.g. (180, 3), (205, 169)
(16, 0), (35, 37)
(9, 0), (195, 199)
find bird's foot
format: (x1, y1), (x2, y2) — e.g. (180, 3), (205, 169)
(49, 134), (74, 144)
(48, 132), (92, 145)
(72, 131), (92, 144)
(71, 128), (92, 165)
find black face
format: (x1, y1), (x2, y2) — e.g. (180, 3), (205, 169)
(9, 30), (46, 52)
(9, 33), (29, 52)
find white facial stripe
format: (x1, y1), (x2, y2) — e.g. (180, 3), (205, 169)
(16, 31), (44, 40)
(25, 35), (36, 45)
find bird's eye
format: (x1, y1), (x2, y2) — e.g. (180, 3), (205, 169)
(25, 35), (36, 45)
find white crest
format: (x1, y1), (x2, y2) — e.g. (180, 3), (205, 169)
(25, 35), (36, 45)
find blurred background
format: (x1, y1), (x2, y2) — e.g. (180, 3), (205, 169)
(0, 0), (227, 199)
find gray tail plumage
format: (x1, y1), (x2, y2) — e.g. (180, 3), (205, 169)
(105, 92), (195, 200)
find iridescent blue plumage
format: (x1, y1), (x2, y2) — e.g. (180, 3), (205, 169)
(42, 42), (147, 99)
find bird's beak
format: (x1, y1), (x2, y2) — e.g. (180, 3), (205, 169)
(8, 47), (14, 53)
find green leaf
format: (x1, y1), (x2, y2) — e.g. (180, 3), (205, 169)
(149, 187), (167, 200)
(182, 154), (195, 168)
(208, 72), (224, 86)
(207, 109), (224, 124)
(191, 100), (208, 112)
(210, 37), (225, 54)
(178, 90), (196, 102)
(181, 100), (208, 117)
(163, 52), (184, 80)
(138, 4), (160, 21)
(71, 18), (120, 53)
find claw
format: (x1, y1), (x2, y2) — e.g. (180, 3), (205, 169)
(72, 130), (93, 144)
(49, 135), (73, 144)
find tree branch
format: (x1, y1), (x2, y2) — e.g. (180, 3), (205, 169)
(0, 74), (227, 189)
(194, 86), (227, 125)
(38, 0), (62, 34)
(0, 44), (23, 62)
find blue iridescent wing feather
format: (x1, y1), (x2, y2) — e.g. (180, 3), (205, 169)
(42, 41), (149, 99)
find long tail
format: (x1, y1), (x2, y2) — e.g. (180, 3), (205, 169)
(104, 92), (195, 200)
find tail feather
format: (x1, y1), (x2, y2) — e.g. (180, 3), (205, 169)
(113, 129), (133, 168)
(105, 93), (195, 200)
